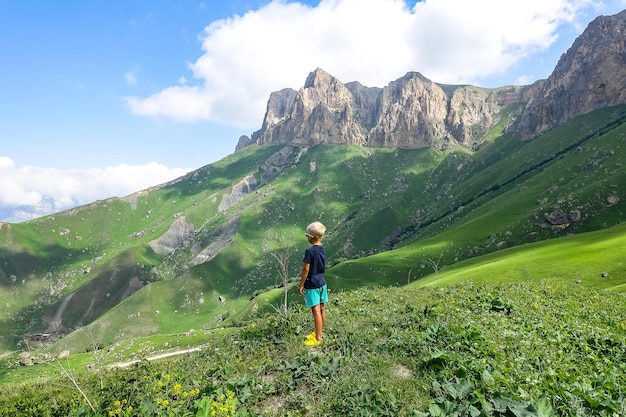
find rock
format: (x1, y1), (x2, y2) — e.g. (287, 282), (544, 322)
(245, 12), (626, 152)
(259, 68), (366, 147)
(254, 68), (527, 151)
(218, 174), (258, 212)
(517, 11), (626, 140)
(18, 352), (33, 366)
(235, 135), (254, 151)
(568, 210), (582, 222)
(607, 196), (620, 206)
(148, 217), (195, 255)
(190, 217), (239, 266)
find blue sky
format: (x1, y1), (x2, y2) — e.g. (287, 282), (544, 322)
(1, 0), (625, 221)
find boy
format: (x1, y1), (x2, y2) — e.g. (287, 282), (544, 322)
(299, 221), (328, 347)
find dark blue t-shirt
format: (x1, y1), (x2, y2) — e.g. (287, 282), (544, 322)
(303, 244), (326, 289)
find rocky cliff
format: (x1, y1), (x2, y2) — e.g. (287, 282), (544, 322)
(247, 68), (529, 151)
(517, 10), (626, 140)
(237, 10), (626, 151)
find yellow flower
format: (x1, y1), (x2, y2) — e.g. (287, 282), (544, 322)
(173, 382), (182, 395)
(113, 400), (121, 407)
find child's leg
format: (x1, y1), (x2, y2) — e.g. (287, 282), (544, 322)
(311, 304), (324, 342)
(320, 303), (326, 325)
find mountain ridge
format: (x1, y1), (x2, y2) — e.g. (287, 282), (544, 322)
(238, 10), (626, 152)
(0, 10), (625, 353)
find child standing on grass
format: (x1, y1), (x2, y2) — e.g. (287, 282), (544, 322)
(299, 221), (328, 347)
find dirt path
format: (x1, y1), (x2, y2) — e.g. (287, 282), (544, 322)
(109, 346), (203, 369)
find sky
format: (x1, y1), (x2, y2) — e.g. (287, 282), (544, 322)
(1, 0), (625, 222)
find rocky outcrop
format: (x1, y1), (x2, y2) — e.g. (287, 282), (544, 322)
(245, 11), (626, 150)
(218, 174), (258, 212)
(448, 85), (527, 148)
(190, 216), (239, 266)
(367, 72), (449, 148)
(149, 217), (195, 255)
(235, 135), (254, 151)
(253, 68), (529, 151)
(516, 10), (626, 139)
(259, 69), (367, 146)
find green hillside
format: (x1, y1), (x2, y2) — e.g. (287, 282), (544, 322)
(2, 276), (626, 416)
(1, 105), (625, 353)
(0, 104), (625, 414)
(0, 106), (626, 350)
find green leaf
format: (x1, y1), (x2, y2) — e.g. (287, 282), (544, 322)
(428, 403), (444, 416)
(481, 369), (495, 387)
(535, 396), (556, 417)
(469, 405), (482, 417)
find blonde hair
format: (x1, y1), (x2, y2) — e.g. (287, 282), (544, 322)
(306, 221), (326, 239)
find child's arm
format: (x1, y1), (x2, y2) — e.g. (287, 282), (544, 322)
(299, 263), (310, 295)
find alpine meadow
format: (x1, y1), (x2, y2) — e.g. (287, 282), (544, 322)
(1, 10), (626, 417)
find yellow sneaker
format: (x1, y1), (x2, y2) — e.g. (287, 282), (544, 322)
(305, 332), (316, 341)
(304, 337), (321, 347)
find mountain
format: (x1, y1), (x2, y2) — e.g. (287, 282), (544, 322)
(246, 68), (527, 151)
(239, 11), (626, 152)
(1, 10), (625, 354)
(518, 10), (626, 139)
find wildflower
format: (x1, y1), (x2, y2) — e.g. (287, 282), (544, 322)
(173, 382), (182, 395)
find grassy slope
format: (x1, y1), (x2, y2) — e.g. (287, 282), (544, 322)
(2, 279), (626, 416)
(0, 105), (625, 358)
(413, 221), (626, 289)
(327, 106), (626, 290)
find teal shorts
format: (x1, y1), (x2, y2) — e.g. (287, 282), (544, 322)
(305, 285), (328, 308)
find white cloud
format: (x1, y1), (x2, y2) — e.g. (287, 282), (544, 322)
(0, 156), (191, 214)
(125, 64), (141, 86)
(125, 71), (138, 86)
(124, 0), (608, 128)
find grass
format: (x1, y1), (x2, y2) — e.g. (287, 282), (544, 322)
(326, 219), (626, 294)
(413, 222), (626, 290)
(2, 280), (626, 416)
